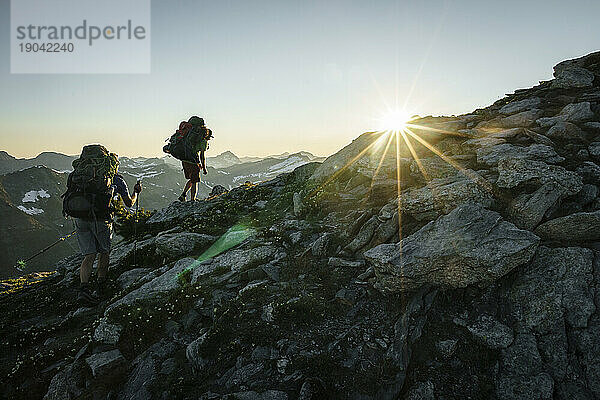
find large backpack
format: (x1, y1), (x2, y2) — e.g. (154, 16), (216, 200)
(62, 144), (119, 220)
(163, 118), (206, 163)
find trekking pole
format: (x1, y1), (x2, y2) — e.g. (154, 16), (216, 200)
(133, 180), (140, 267)
(15, 230), (77, 271)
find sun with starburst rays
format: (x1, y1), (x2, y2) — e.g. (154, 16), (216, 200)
(376, 109), (416, 132)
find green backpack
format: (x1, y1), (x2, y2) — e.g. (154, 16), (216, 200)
(62, 145), (120, 219)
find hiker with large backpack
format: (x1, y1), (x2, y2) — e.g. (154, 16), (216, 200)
(163, 116), (213, 201)
(62, 144), (142, 306)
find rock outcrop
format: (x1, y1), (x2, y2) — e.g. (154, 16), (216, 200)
(365, 203), (539, 292)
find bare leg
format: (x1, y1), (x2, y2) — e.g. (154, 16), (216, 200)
(80, 253), (97, 284)
(181, 180), (192, 199)
(190, 182), (198, 201)
(97, 252), (110, 280)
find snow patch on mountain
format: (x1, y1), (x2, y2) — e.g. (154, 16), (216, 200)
(122, 170), (164, 179)
(17, 205), (44, 215)
(268, 156), (307, 173)
(231, 156), (311, 183)
(22, 189), (50, 203)
(232, 173), (266, 183)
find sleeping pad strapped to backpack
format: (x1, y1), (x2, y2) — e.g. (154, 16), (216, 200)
(163, 117), (206, 163)
(62, 144), (119, 220)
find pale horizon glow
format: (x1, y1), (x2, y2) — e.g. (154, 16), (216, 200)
(1, 0), (599, 159)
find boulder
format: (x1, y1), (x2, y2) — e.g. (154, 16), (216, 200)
(577, 161), (600, 185)
(500, 109), (543, 128)
(43, 363), (84, 400)
(535, 211), (600, 243)
(85, 350), (126, 378)
(537, 102), (595, 127)
(545, 121), (585, 141)
(253, 200), (267, 209)
(401, 171), (494, 221)
(155, 232), (216, 259)
(344, 216), (379, 253)
(147, 200), (212, 226)
(507, 182), (565, 230)
(105, 257), (195, 315)
(584, 122), (600, 133)
(186, 331), (210, 372)
(476, 143), (563, 167)
(365, 203), (539, 292)
(496, 334), (554, 400)
(509, 247), (595, 333)
(370, 210), (399, 247)
(328, 257), (365, 268)
(109, 237), (156, 268)
(552, 66), (595, 89)
(457, 314), (514, 349)
(577, 184), (599, 207)
(117, 268), (153, 290)
(499, 98), (541, 115)
(496, 158), (583, 195)
(93, 318), (122, 345)
(409, 157), (461, 179)
(120, 340), (177, 400)
(191, 245), (282, 284)
(310, 233), (333, 257)
(588, 142), (600, 160)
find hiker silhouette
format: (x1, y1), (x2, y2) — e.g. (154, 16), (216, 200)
(62, 144), (142, 306)
(163, 116), (213, 202)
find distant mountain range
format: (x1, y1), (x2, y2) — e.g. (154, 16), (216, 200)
(0, 151), (76, 175)
(0, 150), (324, 175)
(0, 149), (324, 278)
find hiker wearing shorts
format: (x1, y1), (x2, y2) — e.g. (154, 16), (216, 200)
(75, 174), (141, 305)
(178, 116), (212, 202)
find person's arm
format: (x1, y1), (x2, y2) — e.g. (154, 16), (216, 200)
(200, 151), (207, 174)
(115, 175), (141, 207)
(123, 191), (136, 208)
(123, 181), (142, 207)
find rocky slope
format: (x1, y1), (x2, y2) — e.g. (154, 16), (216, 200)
(2, 52), (600, 399)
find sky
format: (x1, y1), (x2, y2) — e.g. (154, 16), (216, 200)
(0, 0), (599, 159)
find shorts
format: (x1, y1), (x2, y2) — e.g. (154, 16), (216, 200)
(182, 161), (201, 183)
(74, 218), (113, 255)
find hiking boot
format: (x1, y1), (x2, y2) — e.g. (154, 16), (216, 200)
(77, 283), (99, 306)
(96, 278), (108, 298)
(178, 194), (186, 202)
